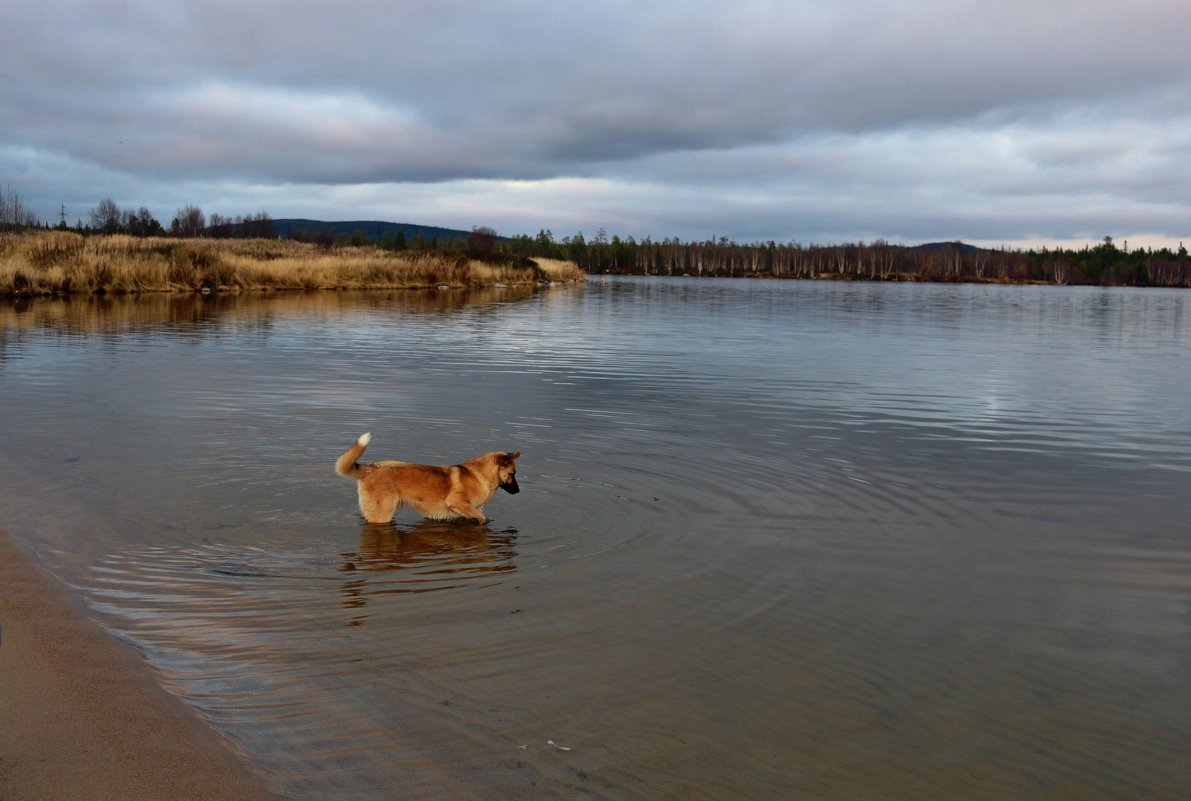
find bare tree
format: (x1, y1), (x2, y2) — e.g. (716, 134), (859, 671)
(0, 193), (44, 228)
(207, 212), (230, 238)
(468, 225), (499, 253)
(243, 210), (273, 239)
(89, 198), (123, 233)
(170, 205), (206, 237)
(0, 185), (23, 228)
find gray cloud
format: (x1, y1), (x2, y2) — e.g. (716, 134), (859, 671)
(3, 0), (1190, 245)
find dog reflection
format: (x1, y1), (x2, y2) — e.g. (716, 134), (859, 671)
(339, 521), (517, 619)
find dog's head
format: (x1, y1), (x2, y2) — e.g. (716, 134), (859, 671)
(496, 451), (521, 494)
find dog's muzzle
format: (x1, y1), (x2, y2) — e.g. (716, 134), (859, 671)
(501, 475), (520, 494)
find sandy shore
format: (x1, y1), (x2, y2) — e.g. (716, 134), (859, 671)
(0, 529), (285, 801)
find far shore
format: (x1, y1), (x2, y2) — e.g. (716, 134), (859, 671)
(0, 528), (285, 801)
(0, 231), (584, 296)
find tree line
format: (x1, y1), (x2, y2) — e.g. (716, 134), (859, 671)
(502, 230), (1191, 288)
(5, 190), (488, 253)
(0, 185), (40, 229)
(83, 198), (274, 239)
(9, 192), (506, 257)
(0, 192), (272, 240)
(4, 187), (1188, 287)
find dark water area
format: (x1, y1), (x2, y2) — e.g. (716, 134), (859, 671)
(1, 279), (1189, 800)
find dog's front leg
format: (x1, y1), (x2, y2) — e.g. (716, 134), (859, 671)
(446, 499), (487, 523)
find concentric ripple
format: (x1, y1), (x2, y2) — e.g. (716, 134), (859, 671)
(3, 282), (1190, 801)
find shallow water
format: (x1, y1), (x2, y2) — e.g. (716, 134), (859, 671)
(2, 279), (1189, 800)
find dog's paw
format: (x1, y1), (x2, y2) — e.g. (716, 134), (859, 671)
(358, 432), (372, 446)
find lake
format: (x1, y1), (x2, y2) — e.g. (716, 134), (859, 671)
(1, 278), (1189, 800)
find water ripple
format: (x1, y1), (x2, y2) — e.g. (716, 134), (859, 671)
(4, 282), (1191, 800)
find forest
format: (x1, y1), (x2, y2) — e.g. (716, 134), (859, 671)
(4, 188), (1189, 288)
(503, 230), (1191, 288)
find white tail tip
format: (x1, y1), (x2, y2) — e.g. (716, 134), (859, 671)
(358, 432), (372, 446)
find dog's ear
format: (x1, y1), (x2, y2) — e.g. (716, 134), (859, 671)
(499, 451), (520, 465)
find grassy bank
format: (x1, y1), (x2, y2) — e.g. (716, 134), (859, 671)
(0, 231), (583, 296)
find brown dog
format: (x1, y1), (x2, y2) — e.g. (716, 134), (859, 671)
(335, 433), (520, 524)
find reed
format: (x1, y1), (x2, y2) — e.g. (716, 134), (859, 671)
(0, 232), (584, 295)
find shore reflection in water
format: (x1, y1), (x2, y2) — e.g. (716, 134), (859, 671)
(2, 279), (1190, 801)
(0, 284), (540, 339)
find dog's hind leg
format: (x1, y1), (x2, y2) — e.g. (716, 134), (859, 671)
(358, 485), (401, 524)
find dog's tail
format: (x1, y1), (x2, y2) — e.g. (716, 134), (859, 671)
(335, 432), (372, 479)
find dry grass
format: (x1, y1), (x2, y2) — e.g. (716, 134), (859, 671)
(0, 232), (584, 295)
(528, 258), (585, 282)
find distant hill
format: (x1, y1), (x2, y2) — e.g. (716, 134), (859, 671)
(217, 220), (989, 253)
(232, 218), (475, 242)
(910, 241), (988, 254)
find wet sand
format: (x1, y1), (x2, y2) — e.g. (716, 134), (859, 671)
(0, 529), (284, 801)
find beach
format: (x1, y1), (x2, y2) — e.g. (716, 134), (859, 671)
(0, 529), (283, 801)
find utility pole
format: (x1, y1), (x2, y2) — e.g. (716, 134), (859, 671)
(59, 203), (67, 226)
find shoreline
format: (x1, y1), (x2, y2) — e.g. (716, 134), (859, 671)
(0, 528), (284, 801)
(0, 231), (585, 296)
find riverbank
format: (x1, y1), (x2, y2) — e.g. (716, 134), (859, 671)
(0, 231), (584, 295)
(0, 529), (284, 801)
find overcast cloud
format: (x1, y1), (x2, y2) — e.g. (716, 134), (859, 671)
(3, 0), (1190, 247)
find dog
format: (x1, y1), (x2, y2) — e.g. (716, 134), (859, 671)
(335, 432), (520, 524)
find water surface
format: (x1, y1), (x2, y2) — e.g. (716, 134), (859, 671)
(1, 279), (1189, 800)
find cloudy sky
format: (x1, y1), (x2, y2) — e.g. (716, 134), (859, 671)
(3, 0), (1189, 248)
